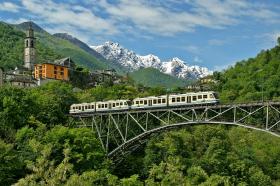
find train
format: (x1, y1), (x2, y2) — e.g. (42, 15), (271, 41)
(69, 91), (219, 114)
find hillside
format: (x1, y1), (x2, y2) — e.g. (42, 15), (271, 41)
(130, 67), (189, 88)
(215, 40), (280, 102)
(14, 22), (111, 71)
(0, 22), (61, 69)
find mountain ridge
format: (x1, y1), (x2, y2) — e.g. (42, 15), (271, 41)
(92, 41), (212, 80)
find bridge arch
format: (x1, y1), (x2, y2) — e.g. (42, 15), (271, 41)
(108, 121), (280, 160)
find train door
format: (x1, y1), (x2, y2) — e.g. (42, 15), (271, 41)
(187, 96), (191, 103)
(148, 100), (152, 106)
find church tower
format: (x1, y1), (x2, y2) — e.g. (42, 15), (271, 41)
(24, 22), (36, 70)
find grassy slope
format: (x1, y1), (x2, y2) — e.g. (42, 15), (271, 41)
(130, 67), (188, 88)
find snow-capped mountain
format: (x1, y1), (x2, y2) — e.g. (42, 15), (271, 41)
(92, 41), (212, 79)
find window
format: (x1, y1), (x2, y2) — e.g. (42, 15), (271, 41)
(193, 96), (197, 101)
(124, 102), (127, 105)
(140, 100), (143, 104)
(153, 100), (157, 104)
(210, 94), (214, 98)
(172, 98), (175, 102)
(113, 103), (115, 107)
(31, 40), (34, 48)
(98, 104), (101, 108)
(203, 95), (207, 99)
(120, 102), (123, 106)
(177, 97), (180, 102)
(102, 104), (104, 108)
(26, 40), (28, 47)
(136, 101), (139, 105)
(85, 106), (88, 109)
(182, 97), (185, 102)
(79, 106), (81, 110)
(158, 99), (161, 104)
(198, 95), (202, 99)
(162, 99), (166, 103)
(116, 102), (119, 106)
(144, 100), (147, 105)
(105, 104), (107, 108)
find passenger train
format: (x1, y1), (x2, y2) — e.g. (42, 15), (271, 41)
(70, 91), (219, 114)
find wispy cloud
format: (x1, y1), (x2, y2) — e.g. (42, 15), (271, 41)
(183, 45), (200, 54)
(0, 2), (20, 13)
(21, 0), (118, 35)
(208, 39), (226, 46)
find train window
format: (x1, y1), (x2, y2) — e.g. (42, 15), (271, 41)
(105, 104), (108, 108)
(120, 102), (123, 106)
(198, 95), (202, 99)
(210, 94), (214, 98)
(193, 96), (197, 101)
(158, 99), (161, 104)
(144, 100), (147, 105)
(172, 98), (175, 102)
(116, 102), (120, 106)
(182, 97), (185, 102)
(102, 104), (104, 108)
(203, 95), (207, 99)
(162, 99), (166, 103)
(79, 106), (81, 110)
(98, 104), (101, 108)
(85, 106), (88, 109)
(177, 97), (180, 102)
(140, 100), (143, 104)
(124, 102), (127, 105)
(136, 101), (139, 104)
(153, 100), (157, 104)
(113, 103), (115, 107)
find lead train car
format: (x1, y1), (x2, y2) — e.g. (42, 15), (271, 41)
(69, 91), (219, 114)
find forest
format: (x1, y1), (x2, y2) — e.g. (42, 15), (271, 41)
(0, 81), (280, 186)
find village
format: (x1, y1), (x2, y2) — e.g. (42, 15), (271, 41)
(0, 23), (122, 88)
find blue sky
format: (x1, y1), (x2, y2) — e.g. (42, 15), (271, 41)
(0, 0), (280, 71)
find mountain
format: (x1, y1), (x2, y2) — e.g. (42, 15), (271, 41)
(129, 67), (188, 88)
(53, 33), (125, 73)
(0, 22), (61, 69)
(13, 21), (111, 71)
(92, 41), (212, 79)
(53, 33), (105, 60)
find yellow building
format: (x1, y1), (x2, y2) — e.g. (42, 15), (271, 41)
(34, 63), (69, 81)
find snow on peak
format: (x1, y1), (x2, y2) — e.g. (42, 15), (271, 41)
(91, 41), (212, 79)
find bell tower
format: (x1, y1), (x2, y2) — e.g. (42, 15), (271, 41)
(24, 22), (36, 70)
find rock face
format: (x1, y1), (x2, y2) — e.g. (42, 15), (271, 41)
(92, 41), (212, 79)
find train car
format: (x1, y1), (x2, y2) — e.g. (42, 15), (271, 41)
(70, 102), (95, 114)
(168, 91), (218, 107)
(96, 99), (129, 112)
(131, 96), (168, 109)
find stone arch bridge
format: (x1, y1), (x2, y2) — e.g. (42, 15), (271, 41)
(70, 102), (280, 162)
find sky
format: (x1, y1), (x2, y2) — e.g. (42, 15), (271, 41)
(0, 0), (280, 71)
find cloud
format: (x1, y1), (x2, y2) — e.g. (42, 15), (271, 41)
(0, 2), (20, 12)
(193, 56), (203, 64)
(97, 0), (280, 36)
(21, 0), (118, 36)
(183, 45), (200, 54)
(208, 39), (226, 46)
